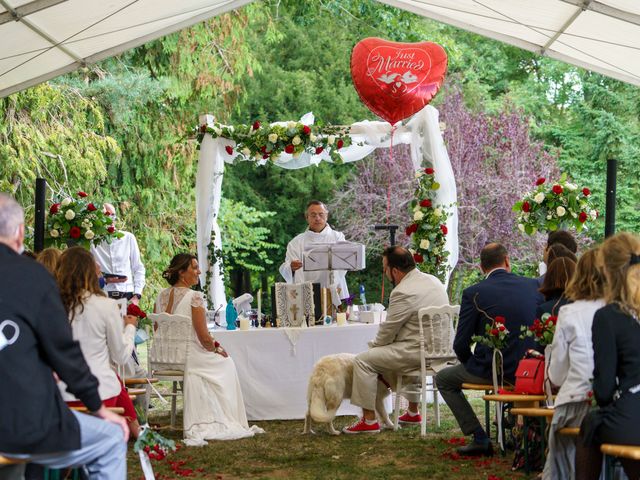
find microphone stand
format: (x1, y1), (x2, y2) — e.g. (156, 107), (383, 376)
(370, 224), (399, 246)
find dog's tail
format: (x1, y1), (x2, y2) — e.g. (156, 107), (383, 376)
(309, 383), (339, 424)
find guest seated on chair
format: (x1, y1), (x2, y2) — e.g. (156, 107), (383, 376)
(343, 246), (449, 434)
(55, 246), (141, 439)
(536, 256), (576, 319)
(156, 253), (263, 445)
(576, 232), (640, 480)
(542, 248), (604, 480)
(436, 242), (543, 456)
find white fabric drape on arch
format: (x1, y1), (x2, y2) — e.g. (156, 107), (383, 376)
(196, 106), (458, 311)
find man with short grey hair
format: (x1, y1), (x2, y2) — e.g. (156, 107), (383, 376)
(0, 193), (129, 478)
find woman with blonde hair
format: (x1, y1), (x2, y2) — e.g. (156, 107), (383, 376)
(542, 248), (605, 479)
(55, 246), (141, 438)
(36, 247), (61, 275)
(576, 232), (640, 479)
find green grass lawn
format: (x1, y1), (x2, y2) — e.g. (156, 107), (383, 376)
(127, 390), (528, 480)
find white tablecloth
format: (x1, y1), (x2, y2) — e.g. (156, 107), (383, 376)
(211, 323), (379, 420)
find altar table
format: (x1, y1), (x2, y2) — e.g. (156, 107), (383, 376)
(210, 323), (379, 421)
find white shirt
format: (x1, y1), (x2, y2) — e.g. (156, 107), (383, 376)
(92, 231), (146, 295)
(548, 298), (605, 407)
(59, 294), (136, 401)
(278, 225), (349, 299)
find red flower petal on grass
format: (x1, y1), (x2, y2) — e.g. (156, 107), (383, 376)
(69, 227), (81, 239)
(77, 191), (88, 197)
(536, 178), (545, 186)
(225, 146), (234, 155)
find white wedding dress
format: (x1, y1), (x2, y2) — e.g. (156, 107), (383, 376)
(156, 287), (263, 446)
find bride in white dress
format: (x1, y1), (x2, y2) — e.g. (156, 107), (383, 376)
(156, 253), (263, 446)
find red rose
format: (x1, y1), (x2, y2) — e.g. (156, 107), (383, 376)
(522, 201), (530, 212)
(107, 226), (115, 234)
(284, 144), (295, 154)
(552, 184), (563, 194)
(303, 125), (311, 135)
(587, 390), (593, 398)
(549, 315), (558, 325)
(260, 146), (267, 153)
(49, 203), (60, 214)
(425, 167), (434, 175)
(491, 328), (499, 336)
(225, 145), (234, 155)
(127, 304), (147, 319)
(336, 139), (344, 149)
(420, 199), (432, 208)
(536, 178), (545, 186)
(579, 211), (588, 223)
(252, 121), (260, 130)
(498, 324), (506, 331)
(87, 203), (97, 212)
(315, 146), (324, 155)
(494, 316), (506, 324)
(413, 253), (424, 263)
(69, 227), (81, 239)
(77, 191), (88, 198)
(405, 223), (418, 236)
(582, 187), (591, 196)
(262, 154), (270, 159)
(440, 224), (448, 235)
(199, 124), (207, 134)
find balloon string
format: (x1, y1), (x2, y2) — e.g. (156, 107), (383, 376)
(381, 124), (397, 304)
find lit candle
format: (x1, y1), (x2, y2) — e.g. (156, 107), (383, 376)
(257, 288), (262, 328)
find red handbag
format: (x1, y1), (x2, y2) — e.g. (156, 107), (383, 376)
(513, 357), (545, 394)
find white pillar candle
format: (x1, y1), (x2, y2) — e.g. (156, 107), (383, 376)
(336, 312), (347, 326)
(239, 317), (250, 331)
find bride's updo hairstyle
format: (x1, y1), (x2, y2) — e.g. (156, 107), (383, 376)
(600, 232), (640, 315)
(162, 253), (197, 285)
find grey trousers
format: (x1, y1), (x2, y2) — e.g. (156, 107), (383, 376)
(1, 410), (126, 479)
(435, 363), (493, 435)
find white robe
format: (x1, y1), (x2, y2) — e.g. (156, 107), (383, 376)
(278, 225), (350, 300)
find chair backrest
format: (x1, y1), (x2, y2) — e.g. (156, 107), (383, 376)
(417, 304), (460, 359)
(148, 312), (191, 372)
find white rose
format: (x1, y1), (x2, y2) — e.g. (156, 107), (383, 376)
(420, 239), (430, 250)
(590, 209), (598, 220)
(65, 210), (75, 220)
(518, 224), (525, 232)
(433, 208), (442, 218)
(287, 121), (296, 129)
(547, 214), (552, 220)
(292, 135), (302, 146)
(566, 183), (577, 191)
(61, 198), (72, 207)
(327, 135), (336, 145)
(556, 206), (566, 217)
(413, 211), (424, 221)
(414, 170), (424, 179)
(268, 133), (278, 143)
(309, 134), (317, 142)
(571, 212), (577, 218)
(213, 127), (222, 136)
(241, 147), (251, 156)
(534, 193), (545, 204)
(84, 230), (95, 240)
(50, 229), (59, 238)
(413, 204), (421, 212)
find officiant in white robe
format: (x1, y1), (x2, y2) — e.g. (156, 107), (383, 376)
(278, 200), (349, 300)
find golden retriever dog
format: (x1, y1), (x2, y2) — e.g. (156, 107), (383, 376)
(303, 353), (393, 435)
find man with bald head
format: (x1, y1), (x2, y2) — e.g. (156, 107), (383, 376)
(436, 242), (543, 456)
(91, 203), (145, 305)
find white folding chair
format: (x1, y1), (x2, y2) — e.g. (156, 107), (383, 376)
(393, 304), (460, 436)
(147, 312), (191, 428)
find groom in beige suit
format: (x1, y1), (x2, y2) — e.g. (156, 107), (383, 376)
(344, 246), (449, 434)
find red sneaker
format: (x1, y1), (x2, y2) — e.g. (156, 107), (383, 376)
(398, 411), (422, 424)
(342, 418), (380, 434)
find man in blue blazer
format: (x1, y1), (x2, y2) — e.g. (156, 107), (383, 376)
(436, 243), (543, 456)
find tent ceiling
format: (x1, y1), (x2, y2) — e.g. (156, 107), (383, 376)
(1, 0), (639, 98)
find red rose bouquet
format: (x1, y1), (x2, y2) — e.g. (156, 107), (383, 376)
(45, 192), (122, 249)
(471, 315), (509, 350)
(127, 303), (151, 329)
(520, 312), (557, 346)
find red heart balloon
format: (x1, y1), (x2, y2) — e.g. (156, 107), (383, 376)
(351, 38), (448, 125)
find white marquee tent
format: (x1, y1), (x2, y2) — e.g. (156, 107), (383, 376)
(1, 0), (640, 99)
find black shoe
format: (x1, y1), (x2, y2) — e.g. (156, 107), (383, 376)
(457, 441), (494, 457)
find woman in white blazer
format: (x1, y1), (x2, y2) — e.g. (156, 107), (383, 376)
(55, 247), (141, 438)
(542, 248), (605, 480)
